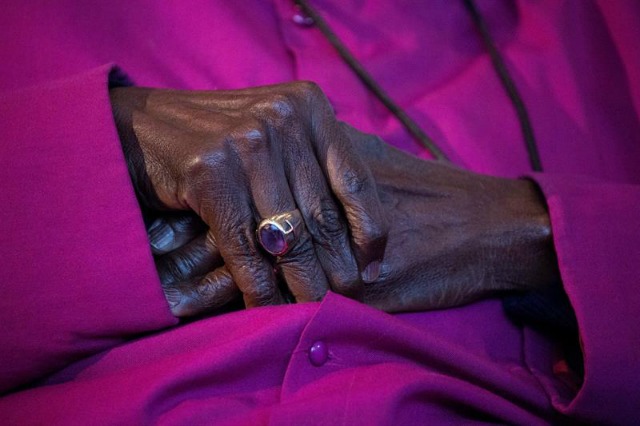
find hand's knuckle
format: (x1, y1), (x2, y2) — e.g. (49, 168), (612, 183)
(268, 94), (296, 120)
(231, 125), (269, 155)
(251, 94), (296, 124)
(309, 203), (344, 244)
(356, 218), (388, 247)
(329, 270), (360, 295)
(247, 280), (277, 305)
(340, 168), (369, 196)
(279, 232), (315, 264)
(184, 149), (226, 181)
(292, 80), (323, 102)
(223, 224), (260, 261)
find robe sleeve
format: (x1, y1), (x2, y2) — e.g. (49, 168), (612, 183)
(0, 65), (178, 394)
(530, 173), (640, 423)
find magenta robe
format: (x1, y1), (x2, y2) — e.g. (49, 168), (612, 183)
(1, 1), (639, 424)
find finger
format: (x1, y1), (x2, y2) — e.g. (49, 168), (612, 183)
(308, 95), (389, 282)
(155, 231), (223, 285)
(163, 266), (241, 317)
(189, 153), (286, 308)
(281, 129), (361, 298)
(269, 218), (330, 303)
(189, 83), (388, 283)
(147, 213), (208, 255)
(208, 200), (285, 308)
(238, 127), (330, 303)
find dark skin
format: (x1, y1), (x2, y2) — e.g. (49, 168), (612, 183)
(343, 126), (559, 311)
(111, 83), (559, 316)
(110, 82), (389, 314)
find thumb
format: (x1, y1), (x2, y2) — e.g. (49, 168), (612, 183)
(162, 266), (241, 317)
(154, 231), (222, 285)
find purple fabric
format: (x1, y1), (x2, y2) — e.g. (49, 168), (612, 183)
(0, 66), (178, 394)
(1, 0), (639, 424)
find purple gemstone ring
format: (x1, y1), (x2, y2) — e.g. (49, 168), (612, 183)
(256, 210), (303, 257)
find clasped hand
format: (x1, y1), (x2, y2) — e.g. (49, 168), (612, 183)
(110, 82), (388, 316)
(110, 83), (559, 317)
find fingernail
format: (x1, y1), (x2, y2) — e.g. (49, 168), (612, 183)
(361, 261), (380, 283)
(163, 286), (182, 311)
(148, 218), (175, 253)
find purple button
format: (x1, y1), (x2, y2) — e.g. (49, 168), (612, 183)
(309, 341), (328, 367)
(292, 9), (314, 27)
(292, 14), (314, 26)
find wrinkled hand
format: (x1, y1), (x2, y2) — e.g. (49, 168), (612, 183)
(345, 127), (560, 312)
(157, 123), (560, 313)
(110, 83), (388, 316)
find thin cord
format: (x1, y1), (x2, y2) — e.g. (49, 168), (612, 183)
(296, 0), (542, 171)
(295, 0), (449, 162)
(462, 0), (543, 171)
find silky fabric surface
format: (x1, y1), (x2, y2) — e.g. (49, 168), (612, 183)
(1, 1), (639, 424)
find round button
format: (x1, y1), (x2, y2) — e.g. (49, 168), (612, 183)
(292, 11), (314, 27)
(291, 13), (315, 27)
(309, 341), (328, 366)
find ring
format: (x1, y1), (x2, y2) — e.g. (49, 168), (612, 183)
(257, 210), (303, 256)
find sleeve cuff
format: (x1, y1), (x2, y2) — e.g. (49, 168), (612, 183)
(525, 173), (640, 422)
(0, 65), (178, 394)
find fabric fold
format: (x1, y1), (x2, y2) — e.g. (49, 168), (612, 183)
(0, 65), (177, 394)
(528, 173), (640, 423)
